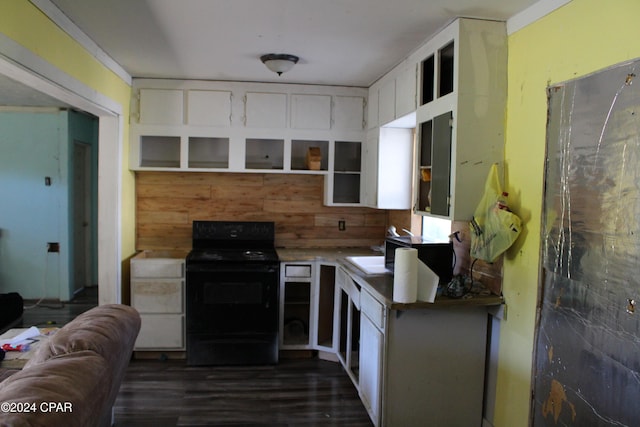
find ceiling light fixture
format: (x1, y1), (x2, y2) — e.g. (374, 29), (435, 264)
(260, 53), (299, 76)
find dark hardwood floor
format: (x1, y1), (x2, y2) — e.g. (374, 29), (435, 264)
(19, 289), (373, 426)
(114, 358), (373, 426)
(19, 287), (98, 328)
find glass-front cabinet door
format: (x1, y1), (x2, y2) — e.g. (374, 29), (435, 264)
(417, 111), (452, 217)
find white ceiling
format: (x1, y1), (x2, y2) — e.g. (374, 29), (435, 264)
(2, 0), (544, 108)
(49, 0), (540, 87)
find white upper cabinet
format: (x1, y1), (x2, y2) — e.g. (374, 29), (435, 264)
(363, 126), (414, 210)
(291, 94), (331, 129)
(366, 83), (379, 130)
(186, 90), (231, 127)
(369, 59), (417, 128)
(414, 18), (507, 220)
(377, 79), (396, 125)
(364, 58), (416, 211)
(130, 80), (367, 205)
(333, 95), (365, 131)
(139, 89), (183, 125)
(324, 140), (363, 206)
(395, 63), (417, 119)
(244, 92), (287, 128)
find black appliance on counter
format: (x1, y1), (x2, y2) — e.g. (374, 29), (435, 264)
(384, 235), (454, 285)
(185, 220), (279, 366)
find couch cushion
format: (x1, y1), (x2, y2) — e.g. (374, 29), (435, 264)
(0, 350), (113, 427)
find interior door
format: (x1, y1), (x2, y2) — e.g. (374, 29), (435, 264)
(72, 141), (91, 294)
(69, 111), (98, 299)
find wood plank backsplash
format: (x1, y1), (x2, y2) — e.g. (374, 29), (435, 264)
(135, 172), (389, 251)
(135, 172), (502, 294)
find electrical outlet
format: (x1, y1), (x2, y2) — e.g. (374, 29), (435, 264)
(47, 242), (60, 253)
(338, 220), (346, 231)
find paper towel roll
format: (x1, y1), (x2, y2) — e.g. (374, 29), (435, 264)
(393, 247), (418, 303)
(417, 260), (439, 303)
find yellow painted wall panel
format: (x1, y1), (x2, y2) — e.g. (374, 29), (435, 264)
(498, 1), (640, 426)
(0, 1), (129, 103)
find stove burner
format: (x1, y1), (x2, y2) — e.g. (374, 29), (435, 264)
(243, 250), (265, 260)
(197, 251), (223, 261)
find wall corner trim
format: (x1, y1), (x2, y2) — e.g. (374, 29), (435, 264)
(506, 0), (572, 35)
(28, 0), (132, 86)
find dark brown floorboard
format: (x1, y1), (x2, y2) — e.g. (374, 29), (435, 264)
(114, 358), (373, 426)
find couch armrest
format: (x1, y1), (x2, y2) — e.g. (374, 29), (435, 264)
(0, 351), (113, 426)
(25, 304), (141, 369)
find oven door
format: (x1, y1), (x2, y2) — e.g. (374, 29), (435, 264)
(185, 262), (279, 365)
(186, 263), (278, 334)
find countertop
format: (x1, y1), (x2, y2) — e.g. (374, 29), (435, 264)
(135, 248), (503, 310)
(276, 247), (380, 262)
(277, 247), (504, 310)
(341, 261), (503, 310)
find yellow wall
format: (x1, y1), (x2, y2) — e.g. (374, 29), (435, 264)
(497, 0), (640, 425)
(0, 2), (135, 271)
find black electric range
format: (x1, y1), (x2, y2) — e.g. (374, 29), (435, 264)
(185, 221), (280, 366)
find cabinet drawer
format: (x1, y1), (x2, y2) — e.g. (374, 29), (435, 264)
(361, 289), (385, 331)
(284, 264), (312, 278)
(131, 279), (184, 313)
(343, 277), (360, 310)
(135, 314), (184, 349)
(131, 259), (184, 278)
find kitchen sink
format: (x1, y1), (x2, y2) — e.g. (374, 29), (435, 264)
(345, 256), (389, 275)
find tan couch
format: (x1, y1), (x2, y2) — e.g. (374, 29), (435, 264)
(0, 304), (141, 427)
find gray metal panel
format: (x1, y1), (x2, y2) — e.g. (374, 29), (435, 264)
(534, 59), (640, 426)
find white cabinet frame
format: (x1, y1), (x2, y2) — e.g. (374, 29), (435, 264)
(130, 80), (367, 206)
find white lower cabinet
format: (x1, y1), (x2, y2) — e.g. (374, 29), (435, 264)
(379, 307), (488, 426)
(348, 273), (488, 427)
(280, 262), (315, 349)
(278, 261), (339, 355)
(135, 309), (184, 349)
(359, 302), (383, 425)
(130, 252), (185, 351)
(281, 259), (490, 427)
